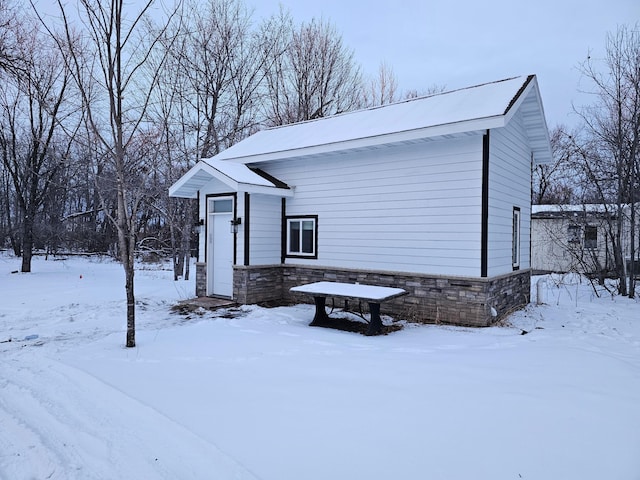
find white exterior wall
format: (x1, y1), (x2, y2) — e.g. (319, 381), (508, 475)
(197, 119), (535, 278)
(247, 194), (282, 265)
(531, 218), (575, 272)
(488, 110), (532, 276)
(532, 216), (614, 273)
(259, 135), (485, 276)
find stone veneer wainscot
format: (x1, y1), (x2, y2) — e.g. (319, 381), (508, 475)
(231, 264), (530, 327)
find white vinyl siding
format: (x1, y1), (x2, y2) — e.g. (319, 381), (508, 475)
(260, 134), (484, 276)
(487, 110), (532, 275)
(247, 194), (282, 265)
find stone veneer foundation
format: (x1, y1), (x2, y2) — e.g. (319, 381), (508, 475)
(230, 264), (530, 327)
(195, 262), (207, 298)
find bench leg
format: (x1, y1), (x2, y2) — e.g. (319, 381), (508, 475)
(366, 302), (382, 336)
(309, 296), (329, 326)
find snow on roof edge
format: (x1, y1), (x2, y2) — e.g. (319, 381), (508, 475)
(211, 75), (541, 163)
(259, 75), (528, 135)
(532, 204), (620, 214)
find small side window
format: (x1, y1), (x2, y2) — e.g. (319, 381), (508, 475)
(512, 207), (521, 269)
(286, 216), (317, 258)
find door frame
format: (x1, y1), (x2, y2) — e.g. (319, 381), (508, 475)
(205, 193), (237, 297)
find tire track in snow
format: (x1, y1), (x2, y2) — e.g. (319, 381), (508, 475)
(0, 354), (259, 480)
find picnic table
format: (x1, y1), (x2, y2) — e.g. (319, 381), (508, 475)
(289, 281), (407, 335)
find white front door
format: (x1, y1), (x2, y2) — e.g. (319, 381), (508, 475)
(207, 197), (234, 297)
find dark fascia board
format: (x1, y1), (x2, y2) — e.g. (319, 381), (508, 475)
(250, 167), (290, 190)
(503, 75), (534, 116)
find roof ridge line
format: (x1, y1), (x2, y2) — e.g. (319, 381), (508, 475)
(261, 75), (529, 132)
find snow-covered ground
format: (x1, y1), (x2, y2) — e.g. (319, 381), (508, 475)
(1, 254), (639, 480)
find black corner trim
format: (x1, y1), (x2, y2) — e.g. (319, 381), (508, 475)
(280, 198), (286, 264)
(244, 193), (250, 266)
(512, 206), (521, 271)
(481, 130), (490, 278)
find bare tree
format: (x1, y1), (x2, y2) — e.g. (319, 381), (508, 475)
(533, 126), (579, 205)
(160, 0), (271, 159)
(144, 19), (195, 279)
(364, 61), (398, 107)
(58, 124), (117, 253)
(263, 16), (363, 125)
(0, 10), (72, 272)
(0, 165), (17, 251)
(0, 0), (23, 75)
(573, 23), (640, 297)
(146, 0), (272, 279)
(404, 84), (447, 99)
(44, 0), (179, 347)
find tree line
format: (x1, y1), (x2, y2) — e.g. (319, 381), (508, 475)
(532, 24), (639, 298)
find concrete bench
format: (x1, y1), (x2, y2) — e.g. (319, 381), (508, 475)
(289, 281), (407, 335)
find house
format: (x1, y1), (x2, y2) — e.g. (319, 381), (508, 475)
(169, 75), (552, 326)
(531, 204), (638, 276)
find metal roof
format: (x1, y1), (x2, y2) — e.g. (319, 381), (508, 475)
(211, 75), (552, 165)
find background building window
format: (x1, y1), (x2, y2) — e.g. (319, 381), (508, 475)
(584, 225), (598, 249)
(568, 225), (581, 244)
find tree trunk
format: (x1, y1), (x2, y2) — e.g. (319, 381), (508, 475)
(169, 218), (179, 281)
(116, 166), (136, 347)
(615, 205), (628, 296)
(20, 209), (35, 273)
(119, 219), (136, 348)
(125, 259), (136, 348)
(184, 251), (190, 281)
(180, 208), (192, 281)
(6, 199), (20, 256)
(629, 202), (637, 298)
(119, 217), (136, 348)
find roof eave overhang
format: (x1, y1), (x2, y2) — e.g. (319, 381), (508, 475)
(169, 161), (293, 198)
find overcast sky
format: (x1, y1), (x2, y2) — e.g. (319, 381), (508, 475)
(33, 0), (639, 128)
(253, 0), (639, 128)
